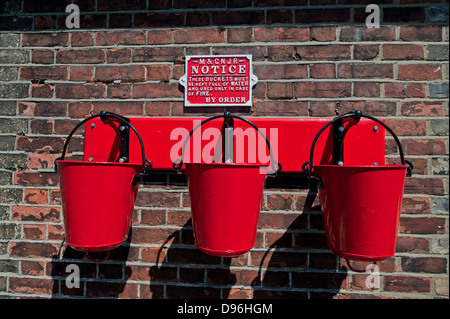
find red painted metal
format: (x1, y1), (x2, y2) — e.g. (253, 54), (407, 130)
(186, 162), (267, 257)
(58, 160), (142, 252)
(83, 117), (385, 173)
(316, 164), (408, 261)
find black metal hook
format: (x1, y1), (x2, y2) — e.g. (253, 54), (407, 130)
(302, 110), (413, 177)
(55, 111), (152, 175)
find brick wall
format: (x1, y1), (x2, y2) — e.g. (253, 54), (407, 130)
(0, 1), (448, 300)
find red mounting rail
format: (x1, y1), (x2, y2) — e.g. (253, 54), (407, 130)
(83, 117), (386, 173)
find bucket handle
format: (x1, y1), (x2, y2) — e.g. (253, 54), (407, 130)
(172, 112), (282, 175)
(55, 111), (152, 175)
(302, 110), (413, 177)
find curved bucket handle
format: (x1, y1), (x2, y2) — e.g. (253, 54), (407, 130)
(55, 110), (152, 175)
(302, 110), (413, 177)
(172, 112), (282, 175)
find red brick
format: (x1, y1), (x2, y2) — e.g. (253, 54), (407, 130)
(227, 28), (252, 43)
(310, 27), (336, 41)
(391, 139), (446, 155)
(401, 257), (447, 273)
(95, 30), (146, 46)
(267, 82), (294, 99)
(354, 44), (379, 60)
(398, 64), (442, 80)
(24, 225), (46, 240)
(295, 45), (350, 61)
(147, 30), (172, 45)
(94, 65), (146, 82)
(14, 171), (60, 186)
(339, 101), (396, 116)
(254, 27), (309, 42)
(55, 83), (106, 99)
(135, 12), (184, 28)
(147, 65), (172, 81)
(267, 194), (294, 210)
(253, 100), (308, 116)
(30, 118), (52, 134)
(20, 66), (68, 81)
(91, 101), (144, 116)
(404, 177), (445, 195)
(133, 83), (182, 99)
(254, 64), (307, 80)
(31, 49), (54, 64)
(401, 197), (430, 215)
(309, 63), (335, 79)
(27, 153), (59, 170)
(296, 8), (350, 23)
(133, 47), (184, 63)
(31, 83), (54, 98)
(354, 82), (380, 97)
(22, 33), (69, 46)
(383, 44), (424, 60)
(9, 277), (53, 294)
(338, 63), (393, 79)
(400, 26), (442, 42)
(107, 48), (131, 63)
(173, 28), (226, 44)
(21, 260), (45, 276)
(295, 82), (351, 98)
(106, 84), (131, 99)
(70, 66), (94, 81)
(386, 120), (427, 137)
(401, 101), (444, 117)
(309, 101), (338, 117)
(384, 83), (426, 98)
(340, 26), (396, 42)
(396, 236), (429, 254)
(24, 189), (48, 204)
(135, 191), (181, 207)
(384, 275), (430, 293)
(146, 101), (171, 116)
(56, 49), (105, 64)
(10, 242), (59, 258)
(211, 10), (264, 25)
(70, 32), (95, 46)
(132, 227), (179, 245)
(16, 136), (64, 153)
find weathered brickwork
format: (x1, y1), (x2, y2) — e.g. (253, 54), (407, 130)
(0, 1), (448, 299)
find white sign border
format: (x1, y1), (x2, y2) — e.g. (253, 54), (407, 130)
(179, 54), (258, 107)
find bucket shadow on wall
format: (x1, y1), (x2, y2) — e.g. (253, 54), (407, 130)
(50, 228), (132, 298)
(148, 219), (237, 299)
(251, 176), (348, 299)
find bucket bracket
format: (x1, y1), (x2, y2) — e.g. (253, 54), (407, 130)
(332, 110), (362, 165)
(100, 112), (130, 163)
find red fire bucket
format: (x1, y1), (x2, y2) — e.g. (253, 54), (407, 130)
(186, 163), (267, 257)
(56, 111), (151, 253)
(303, 111), (413, 264)
(173, 113), (281, 257)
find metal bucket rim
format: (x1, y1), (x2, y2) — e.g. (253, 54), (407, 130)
(56, 159), (143, 170)
(314, 164), (409, 170)
(185, 162), (269, 168)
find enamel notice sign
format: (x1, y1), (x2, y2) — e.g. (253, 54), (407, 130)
(179, 55), (258, 107)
